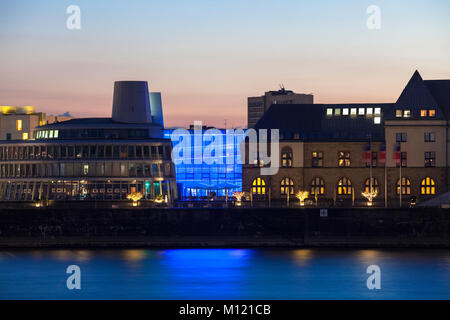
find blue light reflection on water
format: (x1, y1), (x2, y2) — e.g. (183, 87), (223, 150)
(0, 249), (450, 300)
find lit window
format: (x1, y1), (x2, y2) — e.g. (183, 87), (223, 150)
(54, 130), (59, 138)
(311, 177), (325, 196)
(338, 151), (350, 167)
(358, 108), (365, 115)
(252, 177), (266, 195)
(49, 130), (54, 138)
(366, 108), (373, 116)
(374, 108), (381, 115)
(83, 164), (89, 175)
(312, 151), (323, 167)
(326, 108), (333, 116)
(420, 110), (427, 117)
(395, 110), (402, 118)
(396, 178), (411, 195)
(342, 108), (349, 115)
(22, 132), (28, 140)
(374, 116), (381, 124)
(44, 131), (48, 138)
(280, 177), (295, 196)
(281, 147), (293, 168)
(337, 177), (352, 195)
(334, 108), (341, 116)
(364, 178), (379, 194)
(421, 177), (436, 195)
(403, 110), (411, 118)
(16, 120), (22, 131)
(350, 108), (357, 116)
(429, 109), (436, 117)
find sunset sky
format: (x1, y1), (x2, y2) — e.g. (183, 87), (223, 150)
(1, 0), (449, 128)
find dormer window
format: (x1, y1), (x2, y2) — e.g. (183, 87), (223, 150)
(395, 110), (402, 118)
(429, 109), (436, 117)
(403, 110), (411, 118)
(420, 110), (427, 117)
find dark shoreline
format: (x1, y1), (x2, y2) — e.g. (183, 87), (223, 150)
(1, 206), (449, 248)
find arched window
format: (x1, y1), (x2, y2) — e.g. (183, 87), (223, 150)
(396, 177), (411, 195)
(421, 177), (436, 195)
(280, 177), (294, 195)
(337, 177), (352, 195)
(281, 147), (293, 168)
(252, 177), (266, 195)
(311, 177), (325, 195)
(364, 178), (379, 194)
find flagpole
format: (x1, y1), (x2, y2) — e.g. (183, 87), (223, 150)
(399, 147), (402, 208)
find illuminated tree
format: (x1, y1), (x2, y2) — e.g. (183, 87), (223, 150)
(296, 191), (309, 207)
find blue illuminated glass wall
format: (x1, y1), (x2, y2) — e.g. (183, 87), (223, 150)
(164, 128), (245, 199)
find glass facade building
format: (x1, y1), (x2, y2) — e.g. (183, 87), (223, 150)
(164, 128), (245, 199)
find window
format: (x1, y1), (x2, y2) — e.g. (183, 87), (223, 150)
(83, 164), (89, 175)
(338, 151), (350, 167)
(281, 148), (293, 168)
(425, 152), (436, 167)
(16, 120), (22, 131)
(420, 110), (427, 117)
(350, 108), (357, 116)
(366, 152), (377, 167)
(312, 151), (323, 167)
(421, 177), (436, 195)
(280, 177), (294, 195)
(326, 108), (333, 116)
(429, 109), (436, 117)
(396, 133), (407, 142)
(358, 108), (365, 115)
(366, 108), (373, 116)
(337, 177), (352, 195)
(22, 132), (28, 140)
(396, 152), (407, 167)
(364, 177), (379, 194)
(374, 116), (381, 124)
(342, 108), (349, 116)
(403, 110), (411, 118)
(311, 177), (325, 196)
(396, 178), (411, 195)
(395, 110), (402, 118)
(252, 177), (266, 195)
(334, 108), (341, 116)
(424, 132), (436, 142)
(374, 108), (381, 115)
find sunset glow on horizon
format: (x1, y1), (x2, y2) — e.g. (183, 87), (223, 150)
(1, 0), (449, 128)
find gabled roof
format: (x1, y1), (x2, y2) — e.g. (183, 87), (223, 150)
(395, 70), (439, 108)
(389, 70), (450, 120)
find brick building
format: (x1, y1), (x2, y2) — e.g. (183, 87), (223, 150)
(243, 71), (450, 207)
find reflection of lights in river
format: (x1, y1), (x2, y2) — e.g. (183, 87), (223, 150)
(292, 249), (313, 266)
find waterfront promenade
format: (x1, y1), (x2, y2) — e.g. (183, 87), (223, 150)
(0, 206), (449, 248)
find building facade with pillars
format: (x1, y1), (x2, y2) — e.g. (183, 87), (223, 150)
(243, 71), (450, 207)
(0, 81), (177, 202)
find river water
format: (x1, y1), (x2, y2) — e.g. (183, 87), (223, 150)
(1, 248), (449, 299)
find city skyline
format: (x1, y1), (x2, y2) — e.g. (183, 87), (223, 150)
(1, 0), (450, 128)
